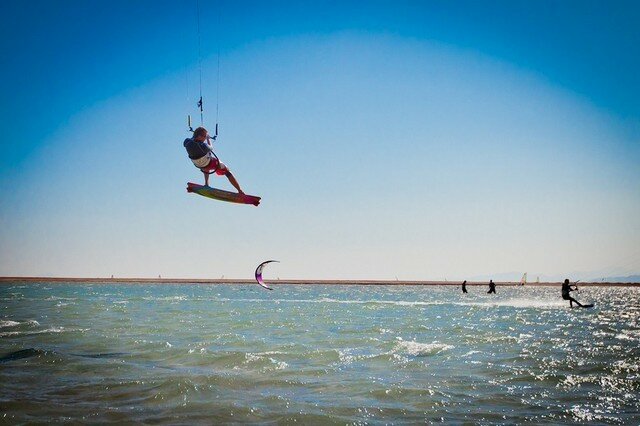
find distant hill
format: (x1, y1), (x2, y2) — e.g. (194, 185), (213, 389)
(468, 272), (640, 284)
(590, 275), (640, 283)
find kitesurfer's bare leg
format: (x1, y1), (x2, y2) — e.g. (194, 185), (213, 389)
(570, 297), (584, 308)
(203, 171), (209, 187)
(225, 171), (244, 194)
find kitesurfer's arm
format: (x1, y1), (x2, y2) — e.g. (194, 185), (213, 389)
(205, 135), (215, 149)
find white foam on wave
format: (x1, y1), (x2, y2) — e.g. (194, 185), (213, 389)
(457, 298), (567, 309)
(245, 352), (289, 371)
(0, 319), (39, 328)
(218, 297), (446, 307)
(570, 405), (605, 422)
(214, 297), (567, 309)
(245, 351), (286, 360)
(336, 349), (374, 365)
(252, 350), (288, 356)
(0, 326), (87, 337)
(142, 296), (188, 302)
(613, 359), (639, 373)
(615, 333), (633, 341)
(394, 340), (454, 357)
(332, 341), (453, 365)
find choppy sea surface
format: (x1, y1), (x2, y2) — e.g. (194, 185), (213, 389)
(1, 283), (638, 424)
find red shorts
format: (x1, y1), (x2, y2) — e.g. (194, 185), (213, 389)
(200, 158), (228, 176)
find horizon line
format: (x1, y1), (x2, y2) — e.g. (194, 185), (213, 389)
(0, 276), (638, 286)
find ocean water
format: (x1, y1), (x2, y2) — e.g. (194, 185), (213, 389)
(1, 283), (638, 424)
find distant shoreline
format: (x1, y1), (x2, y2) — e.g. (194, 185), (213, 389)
(0, 277), (637, 287)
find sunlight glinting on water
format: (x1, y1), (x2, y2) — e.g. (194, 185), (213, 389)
(1, 283), (638, 423)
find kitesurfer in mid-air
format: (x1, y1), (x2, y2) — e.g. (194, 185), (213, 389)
(184, 127), (244, 193)
(462, 280), (468, 293)
(561, 279), (585, 308)
(487, 280), (496, 294)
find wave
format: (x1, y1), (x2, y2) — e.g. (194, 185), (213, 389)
(0, 348), (51, 363)
(88, 293), (569, 310)
(244, 352), (289, 371)
(331, 340), (454, 366)
(458, 299), (567, 309)
(393, 340), (454, 357)
(0, 326), (88, 338)
(142, 296), (188, 301)
(70, 352), (129, 359)
(0, 319), (40, 328)
(615, 331), (639, 341)
(211, 296), (567, 309)
(0, 348), (129, 363)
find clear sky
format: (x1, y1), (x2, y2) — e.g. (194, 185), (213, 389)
(1, 0), (639, 281)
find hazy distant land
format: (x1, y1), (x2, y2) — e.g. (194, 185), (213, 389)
(0, 277), (637, 286)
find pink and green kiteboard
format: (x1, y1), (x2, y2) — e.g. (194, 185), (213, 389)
(187, 182), (260, 206)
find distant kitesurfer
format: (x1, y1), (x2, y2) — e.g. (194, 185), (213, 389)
(487, 280), (496, 294)
(462, 280), (468, 293)
(184, 127), (244, 193)
(561, 279), (585, 308)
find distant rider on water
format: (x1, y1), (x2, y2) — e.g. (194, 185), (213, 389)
(561, 279), (585, 308)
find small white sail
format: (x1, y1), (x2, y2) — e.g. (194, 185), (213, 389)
(520, 272), (527, 286)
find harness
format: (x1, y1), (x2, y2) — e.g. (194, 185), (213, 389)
(190, 139), (220, 175)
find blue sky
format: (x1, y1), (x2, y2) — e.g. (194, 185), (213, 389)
(1, 0), (638, 280)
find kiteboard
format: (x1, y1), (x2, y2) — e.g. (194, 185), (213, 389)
(572, 303), (595, 309)
(187, 182), (260, 206)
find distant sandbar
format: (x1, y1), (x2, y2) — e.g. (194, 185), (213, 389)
(0, 277), (637, 286)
